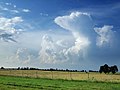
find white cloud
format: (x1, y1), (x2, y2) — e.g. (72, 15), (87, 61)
(0, 5), (19, 14)
(39, 34), (72, 64)
(0, 5), (8, 11)
(94, 25), (114, 47)
(40, 13), (48, 16)
(0, 16), (23, 42)
(39, 34), (57, 64)
(0, 16), (23, 31)
(11, 10), (19, 13)
(22, 9), (30, 13)
(2, 7), (9, 11)
(56, 40), (69, 48)
(39, 34), (90, 65)
(0, 7), (118, 69)
(13, 5), (16, 8)
(5, 3), (16, 8)
(11, 17), (23, 23)
(8, 47), (39, 66)
(5, 3), (12, 6)
(15, 48), (31, 64)
(0, 3), (31, 14)
(54, 12), (93, 38)
(54, 11), (92, 59)
(38, 12), (93, 64)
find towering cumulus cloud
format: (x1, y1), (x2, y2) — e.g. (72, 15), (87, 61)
(54, 12), (94, 61)
(39, 12), (95, 64)
(39, 34), (56, 64)
(54, 12), (94, 38)
(54, 12), (95, 50)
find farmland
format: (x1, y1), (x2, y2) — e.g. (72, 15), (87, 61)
(0, 70), (120, 82)
(0, 70), (120, 90)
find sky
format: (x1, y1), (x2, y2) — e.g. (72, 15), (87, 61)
(0, 0), (120, 71)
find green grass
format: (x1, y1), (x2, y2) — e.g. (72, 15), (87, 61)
(0, 76), (120, 90)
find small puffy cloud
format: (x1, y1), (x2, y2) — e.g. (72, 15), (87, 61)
(0, 3), (30, 14)
(11, 10), (19, 13)
(0, 5), (8, 11)
(11, 17), (23, 23)
(5, 2), (16, 8)
(5, 3), (12, 6)
(13, 5), (16, 8)
(5, 3), (16, 8)
(40, 13), (48, 16)
(0, 6), (19, 14)
(22, 9), (30, 13)
(94, 25), (114, 47)
(2, 7), (9, 11)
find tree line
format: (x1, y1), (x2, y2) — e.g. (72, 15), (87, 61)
(99, 64), (118, 74)
(0, 64), (118, 74)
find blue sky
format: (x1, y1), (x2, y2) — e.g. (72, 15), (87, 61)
(0, 0), (120, 71)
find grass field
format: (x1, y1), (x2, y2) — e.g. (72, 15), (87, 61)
(0, 70), (120, 90)
(0, 70), (120, 82)
(0, 75), (120, 90)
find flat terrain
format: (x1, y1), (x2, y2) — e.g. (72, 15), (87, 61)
(0, 75), (120, 90)
(0, 70), (120, 82)
(0, 70), (120, 90)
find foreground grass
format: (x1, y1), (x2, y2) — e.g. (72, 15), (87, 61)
(0, 76), (120, 90)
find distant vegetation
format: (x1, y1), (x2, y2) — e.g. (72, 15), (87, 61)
(0, 64), (118, 74)
(0, 65), (120, 89)
(0, 64), (119, 82)
(99, 64), (118, 74)
(0, 66), (97, 72)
